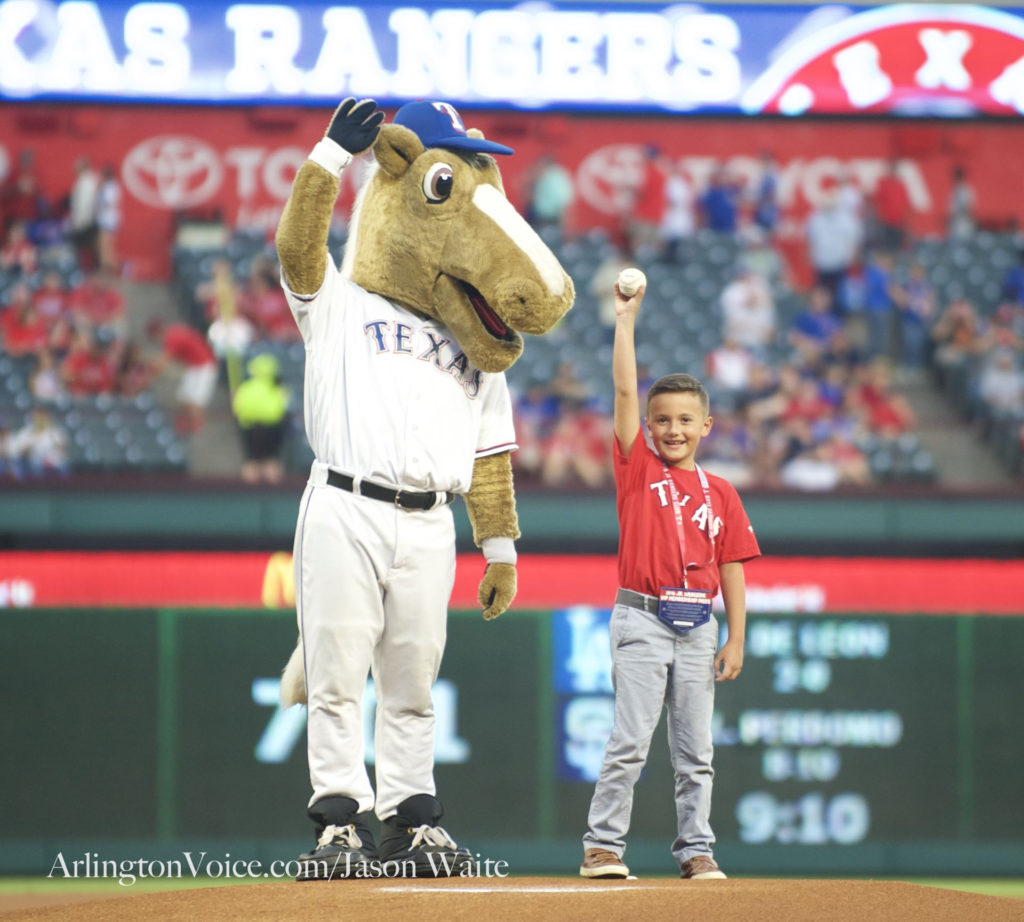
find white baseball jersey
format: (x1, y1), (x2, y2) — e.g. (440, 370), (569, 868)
(284, 264), (517, 493)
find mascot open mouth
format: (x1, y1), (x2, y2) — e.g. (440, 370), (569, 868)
(461, 281), (515, 341)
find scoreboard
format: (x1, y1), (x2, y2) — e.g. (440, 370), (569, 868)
(552, 607), (1023, 870)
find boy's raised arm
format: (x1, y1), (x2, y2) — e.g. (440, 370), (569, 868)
(612, 274), (646, 457)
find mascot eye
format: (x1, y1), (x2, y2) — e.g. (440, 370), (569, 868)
(423, 163), (454, 203)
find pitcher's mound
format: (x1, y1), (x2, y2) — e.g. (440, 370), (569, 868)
(4, 877), (1023, 922)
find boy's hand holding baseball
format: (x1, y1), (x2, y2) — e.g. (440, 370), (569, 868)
(615, 267), (646, 315)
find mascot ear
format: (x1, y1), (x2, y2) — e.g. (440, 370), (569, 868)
(374, 123), (424, 179)
(466, 128), (486, 140)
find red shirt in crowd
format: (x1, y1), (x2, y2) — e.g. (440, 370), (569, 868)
(32, 283), (69, 321)
(874, 174), (910, 228)
(163, 323), (216, 367)
(1, 305), (47, 356)
(69, 280), (125, 327)
(63, 346), (115, 395)
(614, 427), (761, 598)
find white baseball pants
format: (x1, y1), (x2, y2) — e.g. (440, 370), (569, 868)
(293, 473), (456, 819)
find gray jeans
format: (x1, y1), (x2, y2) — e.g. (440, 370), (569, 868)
(583, 600), (719, 866)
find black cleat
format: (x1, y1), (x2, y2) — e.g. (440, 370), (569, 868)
(377, 794), (472, 878)
(296, 796), (378, 881)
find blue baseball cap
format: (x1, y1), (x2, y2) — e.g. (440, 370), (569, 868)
(393, 100), (514, 156)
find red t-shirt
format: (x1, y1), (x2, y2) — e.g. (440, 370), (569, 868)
(69, 284), (124, 326)
(164, 324), (215, 367)
(614, 428), (761, 597)
(63, 349), (115, 395)
(874, 175), (910, 226)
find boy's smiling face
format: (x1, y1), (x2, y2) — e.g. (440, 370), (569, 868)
(645, 392), (713, 470)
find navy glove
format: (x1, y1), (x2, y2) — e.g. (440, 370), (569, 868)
(326, 98), (384, 155)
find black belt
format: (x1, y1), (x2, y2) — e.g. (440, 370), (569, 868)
(326, 470), (454, 510)
(616, 588), (660, 616)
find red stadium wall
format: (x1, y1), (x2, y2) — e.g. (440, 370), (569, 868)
(2, 104), (1023, 281)
(1, 551), (1022, 614)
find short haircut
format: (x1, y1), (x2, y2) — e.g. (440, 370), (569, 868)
(646, 373), (710, 415)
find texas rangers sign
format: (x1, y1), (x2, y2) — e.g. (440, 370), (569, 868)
(1, 1), (1024, 116)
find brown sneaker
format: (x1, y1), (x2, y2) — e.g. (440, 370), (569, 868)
(580, 848), (629, 879)
(680, 855), (726, 879)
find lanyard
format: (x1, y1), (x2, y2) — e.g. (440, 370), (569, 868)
(662, 462), (716, 589)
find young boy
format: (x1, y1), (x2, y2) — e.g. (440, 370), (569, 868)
(580, 272), (760, 881)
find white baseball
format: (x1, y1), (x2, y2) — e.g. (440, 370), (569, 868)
(617, 267), (646, 296)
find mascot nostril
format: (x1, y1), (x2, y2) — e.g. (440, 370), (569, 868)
(274, 97), (574, 880)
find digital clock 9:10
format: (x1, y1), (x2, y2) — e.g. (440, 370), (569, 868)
(736, 791), (870, 844)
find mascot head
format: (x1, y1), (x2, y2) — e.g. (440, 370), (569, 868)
(342, 100), (574, 373)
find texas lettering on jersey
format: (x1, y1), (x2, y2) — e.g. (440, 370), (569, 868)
(363, 319), (483, 398)
(649, 478), (723, 539)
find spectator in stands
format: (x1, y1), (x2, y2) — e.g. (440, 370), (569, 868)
(548, 360), (594, 409)
(699, 411), (755, 487)
(525, 154), (575, 238)
(31, 270), (70, 324)
(947, 165), (975, 241)
(69, 155), (100, 271)
(931, 297), (987, 377)
(789, 286), (841, 363)
(977, 346), (1024, 415)
(751, 151), (780, 235)
(1, 149), (44, 236)
(660, 159), (696, 263)
(511, 379), (561, 481)
(805, 179), (862, 302)
(781, 375), (831, 426)
(745, 362), (801, 427)
(836, 168), (865, 224)
(1, 284), (48, 357)
(591, 247), (635, 343)
(700, 165), (741, 233)
(737, 225), (787, 291)
(626, 145), (667, 261)
(854, 358), (915, 437)
(110, 339), (154, 397)
(147, 317), (219, 434)
(720, 261), (776, 354)
(818, 430), (871, 487)
(61, 328), (115, 395)
(539, 395), (612, 489)
(240, 256), (298, 342)
(892, 261), (935, 370)
(857, 250), (896, 359)
(68, 269), (126, 335)
(28, 349), (65, 403)
(0, 220), (38, 277)
(1002, 249), (1024, 307)
(201, 258), (255, 386)
(706, 336), (755, 401)
(96, 164), (122, 273)
(872, 159), (911, 253)
(196, 256), (242, 322)
(6, 408), (68, 479)
(232, 352), (290, 483)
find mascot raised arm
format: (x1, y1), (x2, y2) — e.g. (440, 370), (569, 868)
(275, 98), (574, 880)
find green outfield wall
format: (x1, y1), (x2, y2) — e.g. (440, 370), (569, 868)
(4, 606), (1023, 878)
(3, 485), (1024, 552)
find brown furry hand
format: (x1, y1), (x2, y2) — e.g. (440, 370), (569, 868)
(479, 562), (517, 620)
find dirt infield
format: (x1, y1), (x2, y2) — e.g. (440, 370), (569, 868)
(3, 878), (1024, 922)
